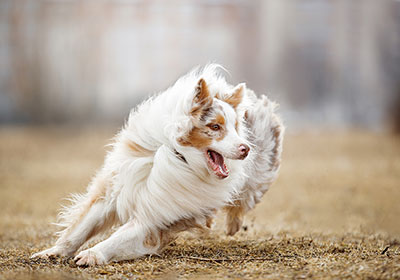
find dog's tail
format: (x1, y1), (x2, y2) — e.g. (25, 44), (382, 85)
(224, 90), (285, 235)
(241, 90), (285, 210)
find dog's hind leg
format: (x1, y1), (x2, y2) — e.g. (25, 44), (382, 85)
(31, 174), (118, 259)
(74, 221), (159, 265)
(224, 200), (245, 236)
(74, 216), (210, 265)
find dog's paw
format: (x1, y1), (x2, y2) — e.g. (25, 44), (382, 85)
(31, 246), (68, 259)
(74, 249), (107, 266)
(226, 216), (243, 236)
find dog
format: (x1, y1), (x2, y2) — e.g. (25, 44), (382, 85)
(31, 64), (284, 265)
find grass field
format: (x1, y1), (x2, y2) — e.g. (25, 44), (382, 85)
(0, 126), (399, 279)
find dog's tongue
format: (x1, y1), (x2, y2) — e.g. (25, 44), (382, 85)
(210, 151), (229, 178)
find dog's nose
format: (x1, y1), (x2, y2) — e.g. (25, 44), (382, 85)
(238, 144), (250, 159)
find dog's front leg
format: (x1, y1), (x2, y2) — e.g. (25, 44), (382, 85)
(74, 221), (158, 265)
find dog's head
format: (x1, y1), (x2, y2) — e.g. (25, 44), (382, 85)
(177, 78), (250, 179)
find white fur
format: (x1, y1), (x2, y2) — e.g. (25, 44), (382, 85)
(31, 64), (284, 265)
(238, 90), (285, 212)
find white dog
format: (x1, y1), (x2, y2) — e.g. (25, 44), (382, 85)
(31, 64), (284, 265)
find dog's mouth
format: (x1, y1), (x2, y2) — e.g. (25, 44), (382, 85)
(206, 149), (229, 179)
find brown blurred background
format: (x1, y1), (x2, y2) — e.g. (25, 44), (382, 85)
(1, 0), (400, 130)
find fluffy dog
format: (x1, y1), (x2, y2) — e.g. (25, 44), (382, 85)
(31, 64), (284, 265)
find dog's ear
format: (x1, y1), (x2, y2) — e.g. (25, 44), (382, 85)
(191, 78), (213, 117)
(194, 78), (212, 107)
(224, 83), (245, 110)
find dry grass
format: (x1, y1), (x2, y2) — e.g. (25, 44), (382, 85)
(0, 126), (399, 279)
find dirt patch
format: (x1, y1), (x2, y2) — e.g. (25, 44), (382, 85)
(0, 126), (399, 279)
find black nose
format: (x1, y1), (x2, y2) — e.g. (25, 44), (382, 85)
(238, 144), (250, 159)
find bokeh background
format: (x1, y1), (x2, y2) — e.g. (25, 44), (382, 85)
(1, 0), (400, 130)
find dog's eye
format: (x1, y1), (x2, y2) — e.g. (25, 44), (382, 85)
(209, 124), (220, 131)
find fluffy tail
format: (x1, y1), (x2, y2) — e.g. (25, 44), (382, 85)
(237, 90), (285, 212)
(224, 90), (285, 235)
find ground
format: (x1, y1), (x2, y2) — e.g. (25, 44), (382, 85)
(0, 126), (399, 279)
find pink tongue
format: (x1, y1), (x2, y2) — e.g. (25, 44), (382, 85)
(210, 151), (228, 176)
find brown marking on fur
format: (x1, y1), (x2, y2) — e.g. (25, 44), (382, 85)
(204, 114), (227, 142)
(143, 229), (172, 250)
(84, 210), (118, 244)
(191, 79), (213, 121)
(157, 230), (173, 251)
(60, 175), (110, 238)
(200, 106), (213, 122)
(205, 216), (214, 228)
(190, 105), (202, 117)
(195, 79), (212, 107)
(269, 123), (282, 171)
(178, 127), (212, 149)
(215, 114), (225, 125)
(235, 119), (239, 131)
(216, 131), (227, 142)
(90, 177), (108, 204)
(244, 110), (249, 121)
(143, 230), (159, 248)
(171, 218), (205, 233)
(205, 209), (217, 228)
(144, 217), (210, 252)
(77, 176), (108, 222)
(225, 84), (244, 109)
(125, 139), (153, 157)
